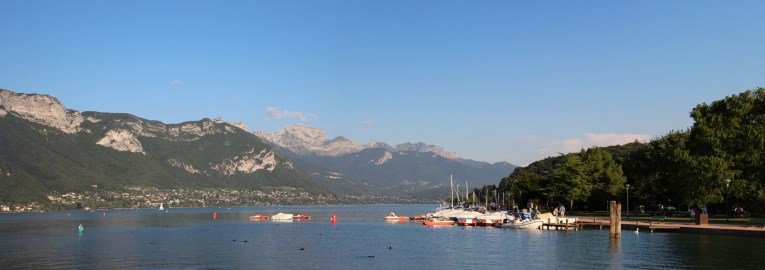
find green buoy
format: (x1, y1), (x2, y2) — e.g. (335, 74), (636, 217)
(77, 224), (84, 233)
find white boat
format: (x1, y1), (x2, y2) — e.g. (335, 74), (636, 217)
(158, 203), (164, 211)
(499, 219), (542, 229)
(271, 212), (294, 221)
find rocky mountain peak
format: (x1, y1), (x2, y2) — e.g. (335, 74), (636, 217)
(0, 89), (83, 133)
(254, 125), (461, 160)
(394, 142), (459, 159)
(329, 136), (351, 143)
(254, 125), (363, 156)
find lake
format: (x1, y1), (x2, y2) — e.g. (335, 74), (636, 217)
(0, 205), (763, 269)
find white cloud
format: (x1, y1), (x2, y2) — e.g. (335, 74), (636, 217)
(361, 119), (375, 126)
(532, 132), (651, 157)
(262, 107), (317, 123)
(170, 80), (182, 86)
(583, 133), (651, 146)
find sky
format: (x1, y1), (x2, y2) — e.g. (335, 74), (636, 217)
(2, 1), (765, 165)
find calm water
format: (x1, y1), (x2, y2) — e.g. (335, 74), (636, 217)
(0, 205), (763, 269)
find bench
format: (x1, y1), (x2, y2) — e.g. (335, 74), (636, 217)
(748, 218), (765, 228)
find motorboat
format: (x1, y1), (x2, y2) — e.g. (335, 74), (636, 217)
(248, 214), (269, 221)
(476, 212), (509, 226)
(498, 219), (542, 229)
(293, 214), (311, 220)
(457, 216), (477, 226)
(271, 212), (294, 221)
(423, 218), (455, 226)
(385, 212), (409, 222)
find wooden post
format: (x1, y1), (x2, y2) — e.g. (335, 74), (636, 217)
(610, 201), (621, 237)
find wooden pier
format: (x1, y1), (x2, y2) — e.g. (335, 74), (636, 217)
(575, 217), (765, 236)
(541, 217), (582, 231)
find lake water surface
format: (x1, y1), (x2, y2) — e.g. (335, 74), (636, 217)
(0, 205), (763, 269)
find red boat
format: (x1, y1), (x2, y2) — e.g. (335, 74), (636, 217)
(422, 219), (455, 226)
(293, 214), (311, 220)
(248, 214), (269, 221)
(385, 212), (409, 222)
(411, 216), (425, 220)
(457, 217), (477, 226)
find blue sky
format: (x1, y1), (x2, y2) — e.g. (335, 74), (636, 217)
(2, 1), (764, 165)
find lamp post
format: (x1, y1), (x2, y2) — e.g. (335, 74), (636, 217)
(625, 184), (630, 219)
(724, 179), (731, 223)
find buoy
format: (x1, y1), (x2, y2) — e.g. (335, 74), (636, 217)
(67, 213), (71, 217)
(331, 214), (337, 224)
(77, 224), (84, 233)
(102, 212), (106, 216)
(213, 212), (218, 220)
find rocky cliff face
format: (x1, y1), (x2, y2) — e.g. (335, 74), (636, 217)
(96, 129), (146, 154)
(254, 125), (365, 156)
(84, 112), (240, 142)
(209, 148), (290, 175)
(0, 89), (83, 133)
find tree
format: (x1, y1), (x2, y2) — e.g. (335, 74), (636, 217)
(549, 154), (593, 210)
(582, 147), (626, 200)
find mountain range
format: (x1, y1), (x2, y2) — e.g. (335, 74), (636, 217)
(0, 89), (515, 203)
(254, 125), (517, 197)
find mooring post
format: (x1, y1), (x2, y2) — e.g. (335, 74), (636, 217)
(610, 201), (621, 237)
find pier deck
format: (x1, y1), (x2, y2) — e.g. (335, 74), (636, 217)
(575, 217), (765, 237)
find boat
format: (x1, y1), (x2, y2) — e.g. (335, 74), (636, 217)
(271, 212), (294, 221)
(158, 203), (164, 211)
(498, 219), (543, 229)
(293, 214), (311, 220)
(248, 214), (269, 221)
(385, 212), (409, 222)
(476, 212), (509, 226)
(456, 216), (478, 226)
(411, 215), (425, 221)
(422, 218), (455, 226)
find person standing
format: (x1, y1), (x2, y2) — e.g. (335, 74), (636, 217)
(559, 204), (566, 217)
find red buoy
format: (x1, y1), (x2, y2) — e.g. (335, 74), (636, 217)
(331, 214), (337, 224)
(213, 212), (218, 220)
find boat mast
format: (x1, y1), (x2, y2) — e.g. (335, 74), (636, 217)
(450, 174), (454, 208)
(465, 181), (468, 207)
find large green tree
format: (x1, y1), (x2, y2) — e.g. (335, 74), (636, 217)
(689, 88), (765, 209)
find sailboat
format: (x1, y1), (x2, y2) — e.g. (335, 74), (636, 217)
(158, 203), (165, 211)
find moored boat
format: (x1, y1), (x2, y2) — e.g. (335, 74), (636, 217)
(271, 212), (294, 221)
(499, 219), (542, 229)
(293, 214), (311, 220)
(423, 218), (455, 226)
(248, 214), (269, 221)
(457, 216), (477, 226)
(385, 212), (409, 222)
